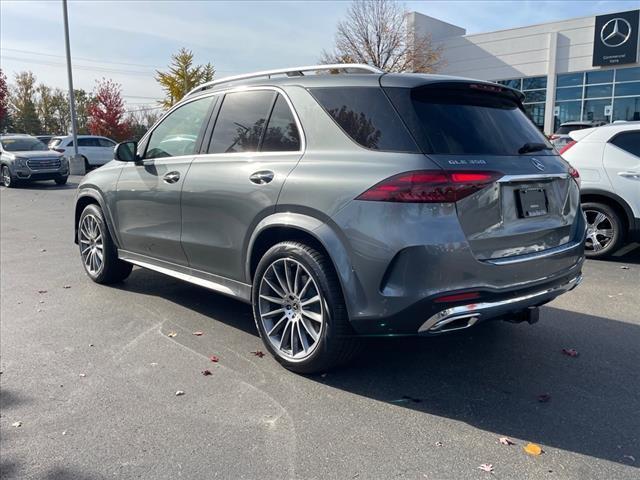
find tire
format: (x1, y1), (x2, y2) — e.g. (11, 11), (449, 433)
(1, 165), (17, 188)
(252, 241), (360, 374)
(78, 204), (132, 284)
(83, 157), (91, 173)
(582, 202), (624, 258)
(55, 176), (68, 185)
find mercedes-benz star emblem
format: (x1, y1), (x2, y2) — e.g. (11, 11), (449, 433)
(531, 158), (545, 171)
(601, 18), (632, 48)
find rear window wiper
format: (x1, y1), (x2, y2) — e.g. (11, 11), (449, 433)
(518, 142), (553, 154)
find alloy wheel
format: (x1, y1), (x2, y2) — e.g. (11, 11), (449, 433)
(1, 166), (11, 187)
(584, 209), (615, 253)
(258, 258), (324, 361)
(79, 214), (104, 275)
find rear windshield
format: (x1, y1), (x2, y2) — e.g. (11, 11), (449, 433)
(556, 124), (590, 134)
(384, 86), (553, 156)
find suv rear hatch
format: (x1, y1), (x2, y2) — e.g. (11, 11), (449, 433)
(383, 79), (582, 260)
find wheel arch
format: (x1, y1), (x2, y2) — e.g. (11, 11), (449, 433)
(580, 188), (634, 236)
(74, 189), (120, 246)
(246, 213), (360, 318)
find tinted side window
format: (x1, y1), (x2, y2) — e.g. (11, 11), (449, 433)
(310, 87), (417, 152)
(610, 131), (640, 157)
(261, 95), (301, 152)
(145, 96), (214, 159)
(98, 138), (115, 148)
(208, 91), (275, 154)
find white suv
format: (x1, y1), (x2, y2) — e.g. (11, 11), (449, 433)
(560, 123), (640, 258)
(49, 135), (117, 170)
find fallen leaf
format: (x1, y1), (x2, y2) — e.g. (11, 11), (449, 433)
(175, 390), (185, 396)
(202, 369), (212, 376)
(499, 437), (515, 446)
(209, 355), (219, 363)
(89, 344), (94, 347)
(620, 266), (629, 270)
(38, 290), (47, 294)
(79, 373), (86, 377)
(524, 443), (543, 456)
(40, 249), (46, 252)
(11, 421), (22, 427)
(62, 430), (66, 435)
(192, 331), (204, 336)
(167, 332), (177, 338)
(562, 348), (579, 357)
(251, 350), (266, 358)
(63, 285), (71, 289)
(150, 362), (158, 366)
(435, 441), (443, 447)
(537, 393), (551, 403)
(478, 464), (494, 472)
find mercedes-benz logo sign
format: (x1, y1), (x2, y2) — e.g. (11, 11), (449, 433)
(531, 158), (545, 171)
(601, 18), (632, 48)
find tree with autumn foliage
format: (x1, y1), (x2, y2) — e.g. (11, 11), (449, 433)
(156, 48), (215, 108)
(87, 79), (131, 142)
(0, 68), (11, 132)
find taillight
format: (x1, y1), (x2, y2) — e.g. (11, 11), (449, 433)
(568, 165), (581, 187)
(53, 148), (65, 153)
(434, 291), (481, 303)
(356, 170), (502, 203)
(558, 141), (576, 155)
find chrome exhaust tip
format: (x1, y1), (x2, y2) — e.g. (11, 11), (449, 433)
(428, 313), (479, 333)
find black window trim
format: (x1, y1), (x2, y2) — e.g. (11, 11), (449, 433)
(200, 86), (306, 157)
(608, 129), (640, 158)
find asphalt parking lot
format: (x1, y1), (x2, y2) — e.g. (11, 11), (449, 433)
(1, 177), (639, 480)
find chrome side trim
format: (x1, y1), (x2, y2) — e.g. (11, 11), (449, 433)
(483, 241), (582, 265)
(418, 274), (582, 333)
(118, 250), (252, 302)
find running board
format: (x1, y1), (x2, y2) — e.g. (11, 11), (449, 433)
(118, 250), (251, 302)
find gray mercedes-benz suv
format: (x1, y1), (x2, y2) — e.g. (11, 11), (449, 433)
(74, 64), (586, 373)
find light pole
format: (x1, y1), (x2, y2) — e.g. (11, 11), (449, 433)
(62, 0), (83, 174)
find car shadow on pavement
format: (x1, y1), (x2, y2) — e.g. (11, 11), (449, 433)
(318, 307), (640, 467)
(6, 181), (79, 191)
(606, 242), (640, 265)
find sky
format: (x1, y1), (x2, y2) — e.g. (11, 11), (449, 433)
(1, 0), (638, 110)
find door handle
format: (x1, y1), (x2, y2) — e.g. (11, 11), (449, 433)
(249, 170), (274, 185)
(618, 171), (640, 179)
(163, 171), (181, 184)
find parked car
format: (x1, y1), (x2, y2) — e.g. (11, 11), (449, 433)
(0, 135), (68, 187)
(560, 122), (640, 258)
(50, 135), (117, 170)
(550, 121), (606, 150)
(74, 64), (585, 373)
(36, 135), (55, 146)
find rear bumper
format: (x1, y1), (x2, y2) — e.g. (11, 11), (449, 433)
(419, 273), (582, 334)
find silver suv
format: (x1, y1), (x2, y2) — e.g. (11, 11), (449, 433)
(74, 64), (586, 373)
(1, 135), (68, 187)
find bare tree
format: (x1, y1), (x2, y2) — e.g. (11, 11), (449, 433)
(321, 0), (442, 73)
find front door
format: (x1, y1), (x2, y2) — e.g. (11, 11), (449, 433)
(180, 90), (303, 281)
(115, 95), (216, 266)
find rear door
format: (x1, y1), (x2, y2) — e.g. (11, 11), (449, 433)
(604, 130), (640, 218)
(115, 94), (216, 265)
(384, 82), (582, 260)
(180, 89), (303, 281)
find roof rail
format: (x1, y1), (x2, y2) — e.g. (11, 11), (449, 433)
(185, 63), (383, 97)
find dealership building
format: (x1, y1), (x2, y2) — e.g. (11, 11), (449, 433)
(409, 9), (640, 134)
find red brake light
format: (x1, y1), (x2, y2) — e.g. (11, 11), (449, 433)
(356, 170), (502, 203)
(558, 140), (576, 155)
(434, 292), (481, 303)
(568, 165), (581, 187)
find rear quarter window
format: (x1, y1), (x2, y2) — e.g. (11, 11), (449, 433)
(310, 87), (417, 152)
(610, 131), (640, 157)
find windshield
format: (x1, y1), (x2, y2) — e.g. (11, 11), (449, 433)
(385, 86), (553, 156)
(1, 137), (47, 152)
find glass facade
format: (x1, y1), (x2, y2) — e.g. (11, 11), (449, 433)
(554, 66), (640, 129)
(495, 76), (547, 130)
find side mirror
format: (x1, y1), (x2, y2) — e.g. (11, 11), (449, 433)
(114, 141), (139, 162)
